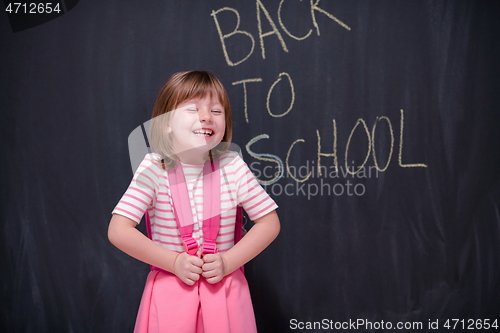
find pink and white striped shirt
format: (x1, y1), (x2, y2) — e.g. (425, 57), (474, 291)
(112, 151), (278, 253)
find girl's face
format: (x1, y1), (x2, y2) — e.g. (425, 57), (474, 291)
(167, 95), (226, 164)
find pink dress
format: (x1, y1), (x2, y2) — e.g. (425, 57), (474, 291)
(134, 268), (256, 333)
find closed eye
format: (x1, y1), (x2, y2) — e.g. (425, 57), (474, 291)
(212, 109), (223, 114)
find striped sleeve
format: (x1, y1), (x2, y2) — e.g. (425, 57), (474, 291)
(232, 155), (278, 221)
(112, 153), (162, 223)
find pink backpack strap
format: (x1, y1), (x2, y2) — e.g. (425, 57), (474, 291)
(167, 161), (199, 255)
(200, 159), (221, 255)
(144, 158), (244, 271)
(234, 206), (244, 243)
(166, 158), (222, 256)
(145, 210), (152, 239)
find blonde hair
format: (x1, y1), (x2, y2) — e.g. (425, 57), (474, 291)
(149, 71), (232, 169)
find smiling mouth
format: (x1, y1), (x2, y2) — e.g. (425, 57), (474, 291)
(193, 129), (214, 137)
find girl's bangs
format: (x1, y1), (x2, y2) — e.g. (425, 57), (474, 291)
(172, 74), (228, 109)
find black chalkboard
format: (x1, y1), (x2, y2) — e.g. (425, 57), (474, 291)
(1, 1), (499, 332)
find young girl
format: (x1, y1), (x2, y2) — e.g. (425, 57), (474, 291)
(108, 71), (280, 333)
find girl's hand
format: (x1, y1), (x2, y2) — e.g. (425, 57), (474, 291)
(201, 253), (227, 284)
(173, 252), (204, 285)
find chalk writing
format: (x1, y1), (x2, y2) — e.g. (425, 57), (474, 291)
(212, 0), (351, 66)
(286, 139), (310, 182)
(278, 0), (312, 41)
(211, 1), (427, 186)
(345, 119), (371, 175)
(398, 109), (427, 168)
(247, 111), (428, 184)
(316, 120), (338, 176)
(256, 0), (289, 59)
(372, 116), (394, 172)
(232, 72), (295, 122)
(211, 7), (255, 67)
(246, 134), (284, 185)
(232, 78), (262, 123)
(310, 0), (351, 34)
(267, 72), (295, 118)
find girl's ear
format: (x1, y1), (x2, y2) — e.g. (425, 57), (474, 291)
(165, 110), (175, 134)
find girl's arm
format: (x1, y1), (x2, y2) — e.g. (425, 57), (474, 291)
(201, 210), (280, 283)
(108, 214), (203, 285)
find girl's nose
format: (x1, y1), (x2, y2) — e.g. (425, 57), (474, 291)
(198, 109), (212, 122)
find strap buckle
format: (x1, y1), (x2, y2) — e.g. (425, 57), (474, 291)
(182, 237), (199, 255)
(202, 241), (218, 255)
